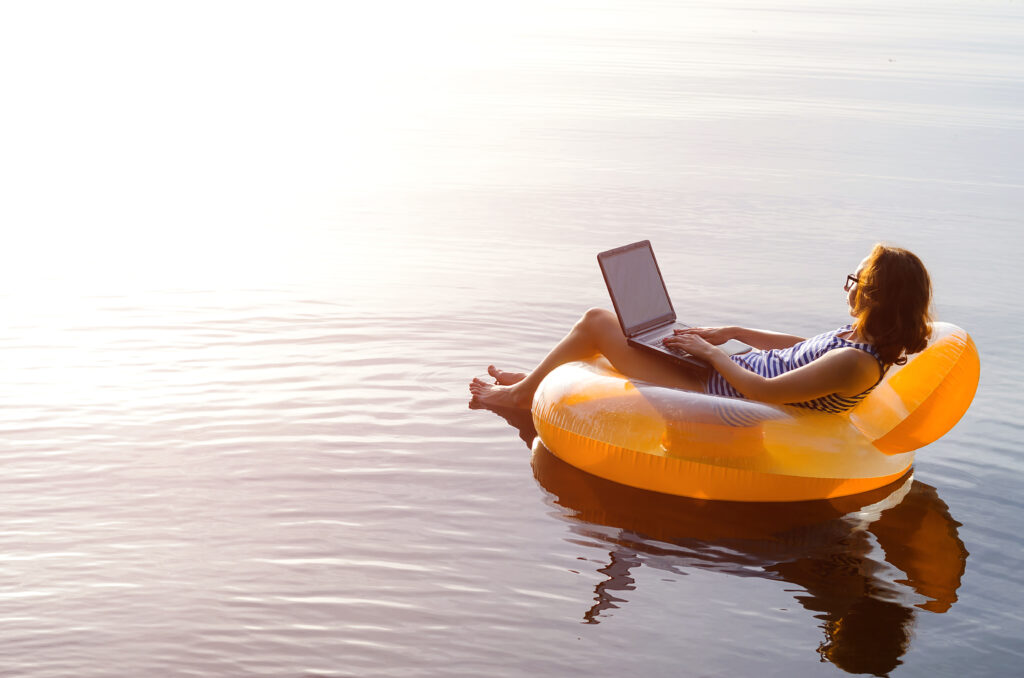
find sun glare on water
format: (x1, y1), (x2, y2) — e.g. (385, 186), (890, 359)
(1, 1), (529, 298)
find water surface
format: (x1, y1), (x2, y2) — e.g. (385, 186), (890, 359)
(1, 1), (1022, 676)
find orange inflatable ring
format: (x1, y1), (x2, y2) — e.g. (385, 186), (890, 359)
(531, 322), (979, 502)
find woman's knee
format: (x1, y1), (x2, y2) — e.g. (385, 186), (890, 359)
(576, 308), (625, 346)
(577, 307), (618, 332)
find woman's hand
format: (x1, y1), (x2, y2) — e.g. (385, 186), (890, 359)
(662, 332), (723, 363)
(671, 326), (735, 346)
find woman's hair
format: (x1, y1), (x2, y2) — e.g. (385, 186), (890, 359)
(852, 243), (933, 366)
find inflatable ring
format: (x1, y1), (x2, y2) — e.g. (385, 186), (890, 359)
(531, 322), (980, 502)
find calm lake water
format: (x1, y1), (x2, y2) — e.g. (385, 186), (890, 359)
(2, 1), (1023, 676)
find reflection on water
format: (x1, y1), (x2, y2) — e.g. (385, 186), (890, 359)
(478, 403), (968, 676)
(533, 446), (967, 675)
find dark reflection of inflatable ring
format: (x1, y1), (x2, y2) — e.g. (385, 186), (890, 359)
(530, 440), (968, 676)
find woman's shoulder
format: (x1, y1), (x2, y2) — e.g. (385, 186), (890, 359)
(805, 346), (884, 395)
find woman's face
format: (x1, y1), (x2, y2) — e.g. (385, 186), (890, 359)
(848, 256), (870, 316)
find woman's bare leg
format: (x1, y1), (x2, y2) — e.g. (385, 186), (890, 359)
(470, 308), (704, 409)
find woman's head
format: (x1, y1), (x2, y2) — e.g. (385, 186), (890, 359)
(848, 244), (932, 365)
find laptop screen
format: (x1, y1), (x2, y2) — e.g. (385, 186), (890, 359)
(598, 240), (675, 334)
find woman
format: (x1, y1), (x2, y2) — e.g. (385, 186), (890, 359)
(470, 244), (932, 413)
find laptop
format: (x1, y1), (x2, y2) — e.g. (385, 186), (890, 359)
(598, 240), (752, 368)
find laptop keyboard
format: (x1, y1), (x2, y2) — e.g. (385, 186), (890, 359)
(637, 326), (689, 354)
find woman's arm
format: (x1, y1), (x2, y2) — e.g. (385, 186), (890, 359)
(665, 335), (881, 404)
(674, 326), (805, 350)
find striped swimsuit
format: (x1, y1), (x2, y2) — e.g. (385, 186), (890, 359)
(705, 325), (886, 414)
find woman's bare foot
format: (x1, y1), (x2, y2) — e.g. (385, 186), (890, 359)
(488, 365), (527, 386)
(469, 378), (533, 409)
